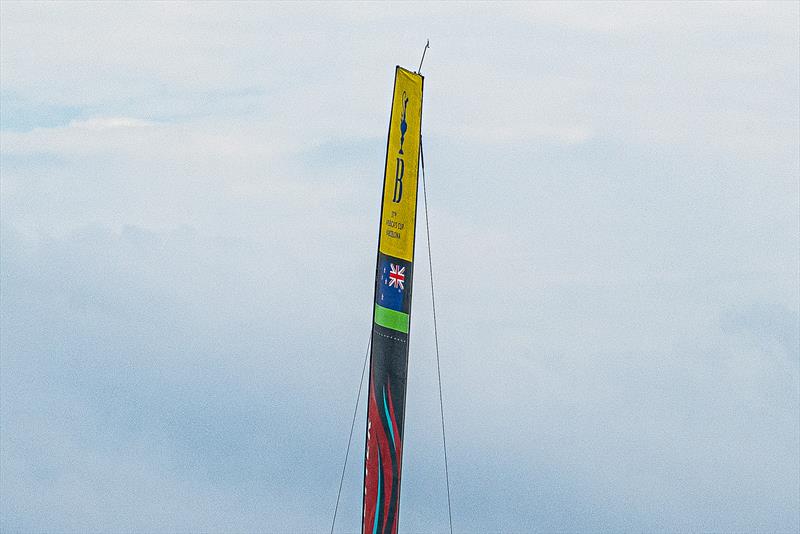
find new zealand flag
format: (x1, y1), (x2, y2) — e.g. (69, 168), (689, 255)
(378, 256), (411, 313)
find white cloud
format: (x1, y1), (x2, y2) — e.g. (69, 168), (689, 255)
(68, 116), (154, 130)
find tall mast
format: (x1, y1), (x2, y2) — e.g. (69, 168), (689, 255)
(362, 66), (424, 534)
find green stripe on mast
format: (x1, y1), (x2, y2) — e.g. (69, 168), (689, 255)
(374, 304), (409, 333)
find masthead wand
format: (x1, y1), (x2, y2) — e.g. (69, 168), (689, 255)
(417, 39), (430, 74)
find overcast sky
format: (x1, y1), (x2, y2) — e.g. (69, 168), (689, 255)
(1, 2), (798, 533)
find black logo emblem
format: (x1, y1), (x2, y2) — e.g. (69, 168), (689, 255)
(399, 92), (409, 155)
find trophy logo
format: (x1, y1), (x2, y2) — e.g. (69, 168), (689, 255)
(399, 92), (409, 155)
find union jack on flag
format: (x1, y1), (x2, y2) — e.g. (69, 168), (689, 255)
(388, 263), (405, 290)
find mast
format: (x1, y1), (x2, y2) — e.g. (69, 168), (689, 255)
(362, 66), (424, 534)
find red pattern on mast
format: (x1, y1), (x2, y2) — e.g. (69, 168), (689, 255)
(363, 376), (404, 534)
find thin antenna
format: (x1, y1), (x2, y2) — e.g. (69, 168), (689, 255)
(417, 39), (430, 74)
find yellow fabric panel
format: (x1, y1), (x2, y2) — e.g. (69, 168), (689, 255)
(379, 66), (424, 262)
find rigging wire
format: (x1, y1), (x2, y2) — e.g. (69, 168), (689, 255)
(330, 334), (371, 534)
(420, 137), (454, 534)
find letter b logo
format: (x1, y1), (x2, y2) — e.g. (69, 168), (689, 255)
(392, 157), (404, 203)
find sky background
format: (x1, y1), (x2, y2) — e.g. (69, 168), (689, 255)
(1, 2), (798, 532)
